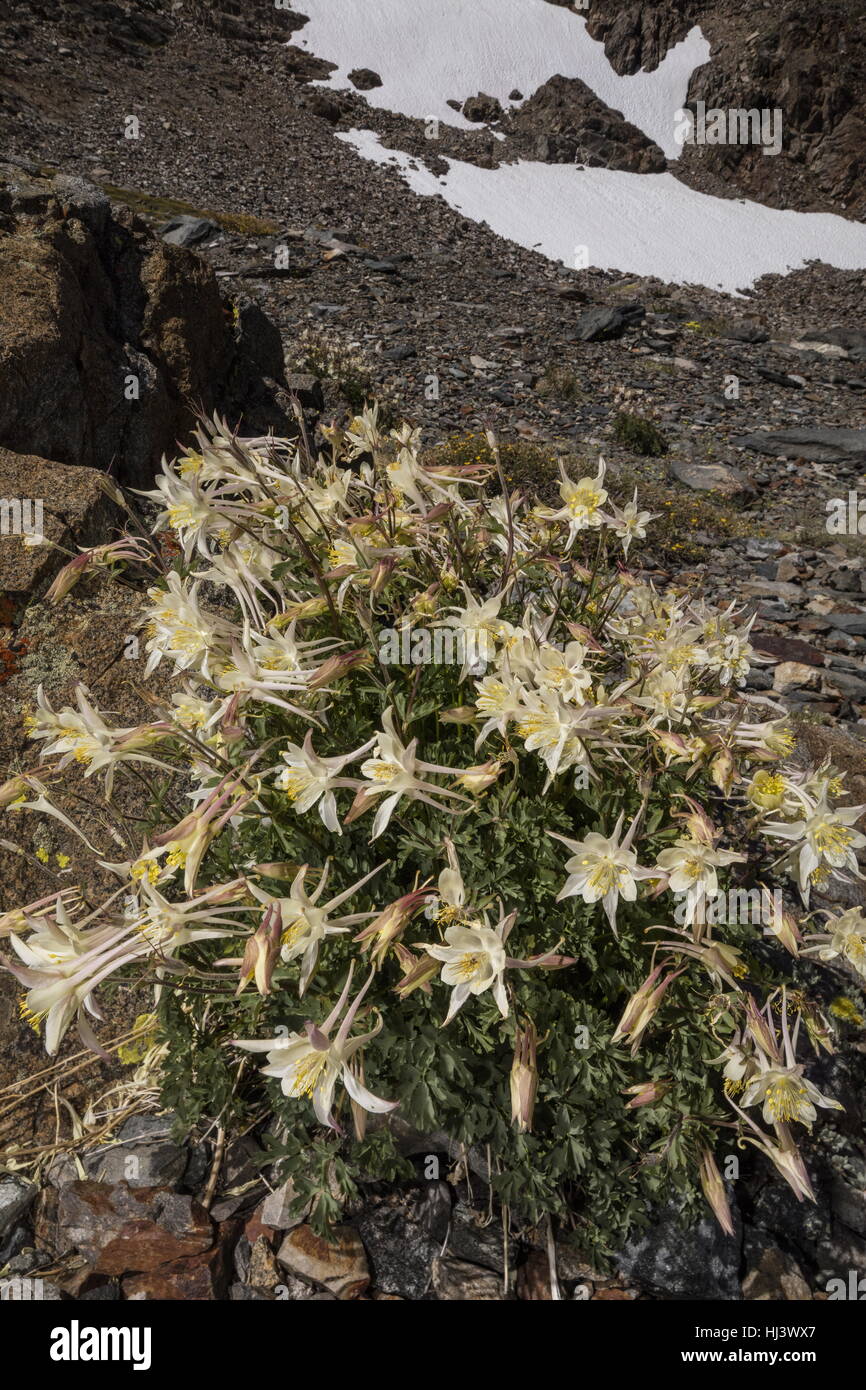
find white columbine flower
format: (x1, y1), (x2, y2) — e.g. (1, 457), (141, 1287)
(631, 669), (692, 727)
(549, 813), (654, 935)
(3, 902), (148, 1055)
(548, 457), (608, 546)
(535, 641), (593, 705)
(612, 492), (655, 556)
(655, 837), (747, 924)
(473, 671), (528, 746)
(233, 966), (396, 1131)
(247, 860), (384, 995)
(143, 573), (235, 680)
(516, 689), (616, 785)
(739, 987), (843, 1129)
(806, 907), (866, 979)
(357, 707), (469, 839)
(763, 797), (866, 900)
(275, 731), (374, 833)
(438, 585), (508, 680)
(742, 1063), (842, 1128)
(422, 916), (512, 1023)
(420, 907), (572, 1025)
(25, 684), (169, 796)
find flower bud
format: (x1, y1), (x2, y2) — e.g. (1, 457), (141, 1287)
(0, 773), (29, 809)
(760, 890), (801, 956)
(354, 889), (431, 965)
(307, 648), (373, 691)
(652, 729), (691, 763)
(440, 706), (477, 725)
(369, 556), (396, 597)
(454, 760), (501, 794)
(623, 1079), (669, 1109)
(393, 944), (439, 998)
(411, 584), (440, 618)
(710, 749), (737, 796)
(45, 552), (92, 603)
(276, 598), (330, 624)
(676, 797), (717, 846)
(510, 1017), (538, 1133)
(612, 964), (683, 1054)
(699, 1148), (735, 1237)
(236, 902), (282, 998)
(743, 996), (781, 1062)
(252, 862), (302, 880)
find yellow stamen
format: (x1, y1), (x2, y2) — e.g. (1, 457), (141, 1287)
(765, 1077), (809, 1123)
(291, 1052), (328, 1098)
(455, 952), (483, 981)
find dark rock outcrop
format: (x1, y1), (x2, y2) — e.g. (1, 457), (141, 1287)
(508, 75), (666, 174)
(0, 163), (291, 487)
(573, 303), (646, 342)
(572, 0), (866, 218)
(618, 1198), (743, 1300)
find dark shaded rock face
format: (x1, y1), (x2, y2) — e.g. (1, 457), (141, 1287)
(509, 75), (666, 174)
(575, 1), (695, 79)
(355, 1184), (452, 1299)
(0, 163), (290, 486)
(573, 303), (646, 342)
(618, 1199), (744, 1300)
(572, 0), (866, 218)
(189, 1), (292, 39)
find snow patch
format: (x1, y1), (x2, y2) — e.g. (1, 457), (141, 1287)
(293, 0), (709, 159)
(340, 129), (866, 294)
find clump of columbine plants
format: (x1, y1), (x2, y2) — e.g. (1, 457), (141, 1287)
(3, 407), (863, 1254)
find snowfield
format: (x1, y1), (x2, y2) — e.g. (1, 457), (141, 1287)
(293, 0), (708, 159)
(341, 130), (866, 294)
(292, 0), (866, 292)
